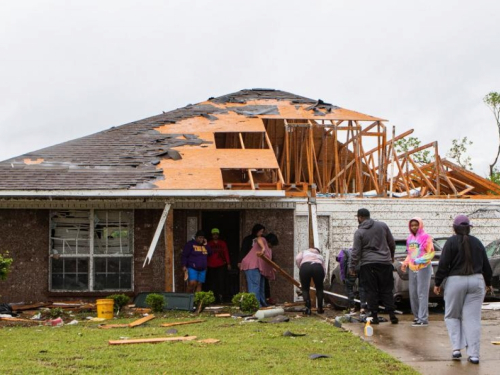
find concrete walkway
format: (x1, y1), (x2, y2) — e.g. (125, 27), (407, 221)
(343, 311), (500, 375)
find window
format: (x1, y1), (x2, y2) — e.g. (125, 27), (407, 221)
(50, 210), (133, 291)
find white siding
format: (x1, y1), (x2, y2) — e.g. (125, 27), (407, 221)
(296, 198), (500, 278)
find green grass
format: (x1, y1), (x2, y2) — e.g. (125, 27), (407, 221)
(0, 313), (418, 375)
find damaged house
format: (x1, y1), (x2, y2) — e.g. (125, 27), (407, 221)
(1, 88), (500, 304)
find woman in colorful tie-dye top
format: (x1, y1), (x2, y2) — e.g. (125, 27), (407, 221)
(401, 217), (435, 326)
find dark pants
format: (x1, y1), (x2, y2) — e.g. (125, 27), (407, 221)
(299, 263), (325, 310)
(359, 263), (395, 315)
(206, 265), (226, 303)
(345, 275), (367, 310)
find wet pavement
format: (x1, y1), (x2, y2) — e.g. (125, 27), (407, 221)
(343, 310), (500, 375)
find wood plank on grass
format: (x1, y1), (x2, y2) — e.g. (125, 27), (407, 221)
(128, 314), (155, 328)
(160, 320), (205, 327)
(108, 336), (197, 345)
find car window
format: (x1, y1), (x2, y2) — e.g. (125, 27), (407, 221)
(395, 243), (407, 255)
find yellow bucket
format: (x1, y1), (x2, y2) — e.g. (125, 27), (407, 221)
(96, 299), (114, 319)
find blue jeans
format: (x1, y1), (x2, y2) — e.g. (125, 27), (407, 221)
(245, 268), (267, 307)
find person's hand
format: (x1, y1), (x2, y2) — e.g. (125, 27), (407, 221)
(348, 268), (356, 277)
(203, 239), (207, 246)
(182, 266), (187, 271)
(227, 264), (232, 271)
(434, 286), (441, 295)
(237, 262), (241, 269)
(486, 285), (493, 294)
(400, 263), (408, 272)
(256, 251), (264, 257)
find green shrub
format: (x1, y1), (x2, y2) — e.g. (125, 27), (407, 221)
(194, 291), (215, 308)
(48, 307), (64, 319)
(231, 292), (259, 313)
(106, 294), (130, 313)
(145, 293), (166, 313)
(0, 252), (13, 281)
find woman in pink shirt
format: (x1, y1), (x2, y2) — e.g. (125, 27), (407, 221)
(296, 248), (326, 315)
(240, 231), (278, 307)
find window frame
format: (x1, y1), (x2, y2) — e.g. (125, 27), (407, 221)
(49, 209), (134, 292)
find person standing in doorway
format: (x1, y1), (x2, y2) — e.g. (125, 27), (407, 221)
(206, 228), (231, 303)
(401, 217), (435, 327)
(349, 208), (399, 324)
(181, 230), (212, 293)
(240, 232), (277, 307)
(296, 247), (326, 315)
(434, 215), (492, 365)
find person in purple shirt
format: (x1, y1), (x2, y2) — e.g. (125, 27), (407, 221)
(181, 230), (212, 293)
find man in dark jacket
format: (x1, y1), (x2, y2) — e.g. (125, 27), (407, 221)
(182, 230), (212, 293)
(349, 208), (398, 324)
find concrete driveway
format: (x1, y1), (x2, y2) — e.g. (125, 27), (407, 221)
(343, 310), (500, 375)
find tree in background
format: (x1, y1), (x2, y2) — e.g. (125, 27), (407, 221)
(447, 137), (473, 170)
(394, 136), (432, 165)
(484, 92), (500, 178)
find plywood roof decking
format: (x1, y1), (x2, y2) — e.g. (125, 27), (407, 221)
(1, 87), (495, 197)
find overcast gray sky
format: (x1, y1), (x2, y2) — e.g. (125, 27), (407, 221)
(1, 0), (499, 176)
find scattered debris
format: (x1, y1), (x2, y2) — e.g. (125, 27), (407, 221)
(108, 336), (197, 345)
(269, 315), (290, 324)
(215, 313), (231, 318)
(482, 302), (500, 310)
(98, 314), (156, 329)
(166, 328), (178, 334)
(283, 331), (306, 337)
(128, 314), (155, 328)
(160, 320), (205, 328)
(309, 354), (331, 360)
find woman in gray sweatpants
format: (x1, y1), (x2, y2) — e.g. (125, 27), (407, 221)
(434, 215), (493, 365)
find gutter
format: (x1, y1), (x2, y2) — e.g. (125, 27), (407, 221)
(0, 189), (286, 198)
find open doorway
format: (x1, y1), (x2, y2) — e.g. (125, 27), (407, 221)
(201, 211), (240, 302)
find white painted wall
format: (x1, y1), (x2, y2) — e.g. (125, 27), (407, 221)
(294, 198), (500, 279)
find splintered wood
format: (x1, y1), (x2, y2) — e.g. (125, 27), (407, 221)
(98, 314), (155, 329)
(108, 336), (197, 345)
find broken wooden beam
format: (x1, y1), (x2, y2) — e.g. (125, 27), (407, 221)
(128, 314), (155, 328)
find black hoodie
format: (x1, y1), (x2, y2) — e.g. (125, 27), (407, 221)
(350, 218), (395, 269)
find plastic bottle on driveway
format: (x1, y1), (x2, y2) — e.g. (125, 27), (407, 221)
(364, 317), (373, 337)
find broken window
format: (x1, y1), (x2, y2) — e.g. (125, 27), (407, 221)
(50, 210), (133, 292)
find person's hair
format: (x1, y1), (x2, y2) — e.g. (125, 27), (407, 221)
(265, 233), (279, 247)
(453, 224), (474, 275)
(251, 224), (266, 237)
(195, 230), (205, 238)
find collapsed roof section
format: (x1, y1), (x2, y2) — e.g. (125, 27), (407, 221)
(0, 88), (497, 198)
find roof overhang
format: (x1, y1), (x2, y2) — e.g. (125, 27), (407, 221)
(0, 189), (286, 198)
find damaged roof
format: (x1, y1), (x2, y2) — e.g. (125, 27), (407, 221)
(0, 89), (383, 191)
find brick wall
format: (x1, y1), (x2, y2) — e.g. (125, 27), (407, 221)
(0, 209), (49, 303)
(133, 209), (166, 294)
(241, 210), (295, 303)
(0, 208), (166, 303)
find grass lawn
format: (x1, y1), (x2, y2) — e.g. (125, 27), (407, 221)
(0, 312), (418, 374)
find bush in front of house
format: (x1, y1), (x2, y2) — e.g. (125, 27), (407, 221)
(145, 293), (166, 313)
(194, 291), (215, 312)
(231, 292), (259, 313)
(0, 251), (13, 281)
(106, 294), (130, 313)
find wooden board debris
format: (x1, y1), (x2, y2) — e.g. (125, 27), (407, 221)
(0, 317), (39, 324)
(214, 313), (231, 318)
(160, 320), (205, 327)
(108, 336), (197, 345)
(128, 314), (155, 328)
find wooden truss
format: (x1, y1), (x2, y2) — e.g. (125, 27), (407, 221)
(261, 119), (500, 198)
